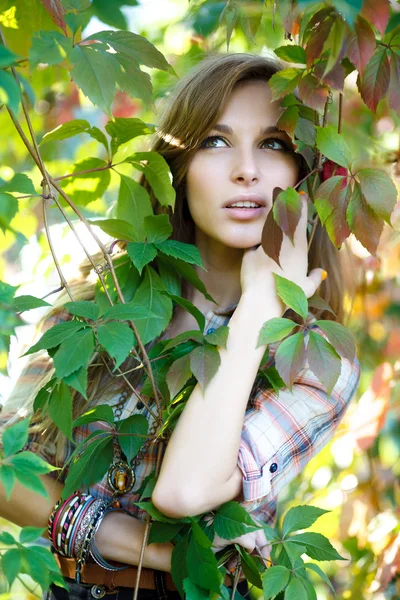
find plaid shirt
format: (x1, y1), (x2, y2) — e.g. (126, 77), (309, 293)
(0, 303), (360, 526)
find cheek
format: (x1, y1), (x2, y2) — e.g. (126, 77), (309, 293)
(264, 155), (300, 187)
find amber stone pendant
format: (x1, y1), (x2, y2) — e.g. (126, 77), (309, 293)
(107, 461), (135, 495)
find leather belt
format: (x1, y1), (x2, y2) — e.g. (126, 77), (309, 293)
(55, 554), (242, 591)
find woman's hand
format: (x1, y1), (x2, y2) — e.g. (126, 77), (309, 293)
(240, 194), (325, 302)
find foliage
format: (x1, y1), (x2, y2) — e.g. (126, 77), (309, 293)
(0, 0), (399, 598)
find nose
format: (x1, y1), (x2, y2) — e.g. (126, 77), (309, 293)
(230, 147), (260, 185)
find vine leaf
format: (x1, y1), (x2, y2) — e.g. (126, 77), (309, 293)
(124, 152), (176, 209)
(2, 418), (30, 458)
(117, 174), (153, 241)
(62, 436), (113, 499)
(60, 157), (111, 206)
(305, 562), (336, 594)
(285, 577), (308, 600)
(39, 119), (91, 145)
(316, 126), (352, 169)
(275, 332), (306, 390)
(117, 414), (148, 463)
(163, 294), (205, 332)
(261, 206), (283, 268)
(313, 320), (356, 363)
(214, 501), (261, 539)
(0, 70), (21, 115)
(89, 218), (136, 242)
(63, 363), (89, 403)
(64, 300), (99, 321)
(346, 181), (384, 256)
(274, 45), (306, 64)
(186, 534), (222, 593)
(262, 565), (291, 598)
(307, 331), (341, 396)
(24, 321), (88, 356)
(105, 117), (155, 156)
(97, 321), (136, 368)
(13, 295), (50, 312)
(298, 73), (329, 111)
(282, 505), (330, 538)
(204, 326), (229, 350)
(273, 187), (302, 244)
(357, 46), (390, 112)
(48, 381), (73, 440)
(166, 351), (194, 400)
(144, 214), (172, 243)
(268, 68), (303, 101)
(73, 404), (115, 428)
(347, 15), (376, 76)
(155, 240), (204, 268)
(29, 30), (71, 67)
(360, 0), (390, 35)
(53, 328), (95, 379)
(39, 0), (67, 34)
(289, 532), (346, 561)
(189, 344), (220, 393)
(356, 168), (397, 224)
(388, 51), (400, 115)
(131, 266), (173, 344)
(127, 242), (158, 275)
(258, 318), (297, 347)
(273, 274), (308, 321)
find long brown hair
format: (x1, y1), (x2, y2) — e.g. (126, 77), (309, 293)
(28, 53), (349, 457)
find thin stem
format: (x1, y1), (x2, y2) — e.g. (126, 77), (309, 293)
(54, 164), (112, 182)
(42, 198), (74, 300)
(294, 168), (319, 191)
(231, 559), (241, 599)
(338, 92), (343, 134)
(41, 286), (64, 300)
(16, 575), (41, 598)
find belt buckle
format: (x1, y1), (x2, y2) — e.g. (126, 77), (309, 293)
(90, 584), (106, 598)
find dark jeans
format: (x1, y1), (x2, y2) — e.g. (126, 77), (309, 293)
(45, 576), (249, 599)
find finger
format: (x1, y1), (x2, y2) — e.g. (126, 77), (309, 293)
(304, 267), (326, 298)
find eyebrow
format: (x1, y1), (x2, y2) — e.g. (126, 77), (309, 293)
(212, 124), (285, 136)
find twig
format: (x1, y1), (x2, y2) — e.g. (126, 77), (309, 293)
(16, 574), (41, 598)
(42, 197), (74, 300)
(338, 92), (343, 134)
(231, 558), (242, 599)
(41, 285), (64, 300)
(54, 163), (113, 181)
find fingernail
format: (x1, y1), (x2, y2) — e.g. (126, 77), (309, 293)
(321, 269), (328, 281)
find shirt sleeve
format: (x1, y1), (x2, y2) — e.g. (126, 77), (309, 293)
(237, 316), (361, 515)
(0, 309), (72, 474)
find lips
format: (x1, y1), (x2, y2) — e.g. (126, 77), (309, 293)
(223, 195), (267, 208)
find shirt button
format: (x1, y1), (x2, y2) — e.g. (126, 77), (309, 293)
(269, 462), (278, 473)
(137, 401), (144, 409)
(206, 327), (215, 334)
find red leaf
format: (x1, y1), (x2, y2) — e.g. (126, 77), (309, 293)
(307, 331), (341, 396)
(275, 332), (306, 390)
(347, 15), (376, 75)
(388, 51), (400, 115)
(273, 188), (302, 244)
(277, 105), (299, 141)
(305, 14), (335, 68)
(358, 46), (390, 112)
(321, 160), (349, 182)
(361, 0), (390, 36)
(324, 185), (352, 247)
(314, 61), (345, 92)
(298, 73), (329, 111)
(346, 182), (384, 256)
(261, 206), (283, 268)
(39, 0), (67, 34)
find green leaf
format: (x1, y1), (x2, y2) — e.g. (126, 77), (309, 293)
(0, 192), (18, 231)
(214, 501), (261, 539)
(64, 300), (99, 321)
(85, 30), (174, 74)
(2, 548), (21, 586)
(117, 175), (153, 242)
(19, 527), (45, 544)
(12, 295), (50, 312)
(275, 45), (306, 63)
(2, 418), (30, 458)
(148, 522), (183, 545)
(316, 126), (352, 169)
(125, 152), (176, 208)
(186, 534), (222, 592)
(131, 266), (173, 344)
(63, 366), (88, 399)
(282, 505), (330, 538)
(90, 218), (136, 242)
(158, 255), (216, 304)
(48, 381), (73, 440)
(97, 321), (135, 368)
(105, 117), (154, 156)
(275, 332), (306, 390)
(29, 30), (71, 67)
(236, 546), (263, 589)
(53, 328), (95, 379)
(165, 294), (205, 332)
(190, 519), (213, 549)
(81, 439), (114, 489)
(285, 577), (308, 600)
(204, 326), (230, 350)
(8, 451), (58, 476)
(273, 187), (302, 245)
(358, 46), (390, 112)
(346, 181), (384, 256)
(268, 68), (303, 101)
(0, 173), (36, 195)
(0, 281), (18, 303)
(154, 240), (203, 268)
(190, 344), (221, 393)
(283, 541), (307, 567)
(39, 119), (91, 145)
(259, 366), (286, 394)
(115, 55), (153, 106)
(0, 531), (16, 545)
(117, 414), (148, 462)
(273, 274), (308, 321)
(357, 168), (397, 224)
(73, 404), (115, 428)
(307, 331), (341, 396)
(70, 45), (120, 115)
(183, 578), (210, 599)
(24, 320), (88, 355)
(0, 45), (18, 68)
(171, 534), (190, 597)
(88, 126), (109, 155)
(262, 565), (291, 597)
(289, 532), (346, 561)
(313, 320), (356, 363)
(101, 302), (161, 322)
(0, 465), (16, 500)
(258, 318), (297, 346)
(61, 157), (111, 206)
(163, 330), (204, 353)
(127, 242), (158, 275)
(135, 501), (188, 524)
(63, 436), (113, 499)
(144, 214), (172, 243)
(166, 352), (193, 399)
(305, 562), (336, 594)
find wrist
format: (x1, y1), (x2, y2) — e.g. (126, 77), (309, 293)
(237, 291), (285, 322)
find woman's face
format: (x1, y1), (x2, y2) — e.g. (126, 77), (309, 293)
(186, 79), (300, 249)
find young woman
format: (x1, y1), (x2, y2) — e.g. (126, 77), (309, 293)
(0, 53), (360, 599)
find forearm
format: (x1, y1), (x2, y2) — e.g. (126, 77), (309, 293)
(0, 475), (173, 572)
(152, 292), (284, 517)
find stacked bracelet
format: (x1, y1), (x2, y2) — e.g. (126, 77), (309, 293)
(48, 492), (130, 583)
